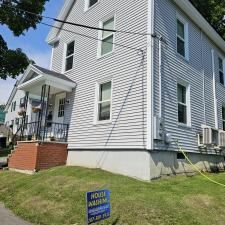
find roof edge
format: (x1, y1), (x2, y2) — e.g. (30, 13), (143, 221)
(46, 0), (75, 45)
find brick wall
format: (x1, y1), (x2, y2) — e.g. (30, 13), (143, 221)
(8, 142), (68, 171)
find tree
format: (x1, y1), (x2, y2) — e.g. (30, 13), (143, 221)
(0, 0), (49, 79)
(191, 0), (225, 39)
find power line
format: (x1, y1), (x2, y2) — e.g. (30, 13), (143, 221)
(40, 21), (144, 53)
(0, 1), (154, 37)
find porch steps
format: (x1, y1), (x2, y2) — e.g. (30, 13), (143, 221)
(8, 141), (68, 172)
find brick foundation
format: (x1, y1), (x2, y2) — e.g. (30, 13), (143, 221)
(8, 141), (68, 172)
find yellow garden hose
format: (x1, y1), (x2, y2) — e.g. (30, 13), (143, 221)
(175, 139), (225, 188)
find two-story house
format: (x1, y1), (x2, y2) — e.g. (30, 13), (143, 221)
(5, 0), (225, 180)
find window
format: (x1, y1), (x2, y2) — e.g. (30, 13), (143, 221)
(177, 82), (190, 125)
(222, 106), (225, 131)
(20, 97), (25, 108)
(176, 17), (188, 59)
(97, 81), (112, 121)
(64, 41), (75, 72)
(58, 98), (65, 117)
(11, 101), (16, 112)
(87, 0), (98, 9)
(219, 57), (224, 85)
(100, 17), (115, 56)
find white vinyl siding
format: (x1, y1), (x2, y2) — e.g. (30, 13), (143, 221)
(99, 17), (115, 57)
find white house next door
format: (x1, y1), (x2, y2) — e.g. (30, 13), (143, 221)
(53, 93), (66, 124)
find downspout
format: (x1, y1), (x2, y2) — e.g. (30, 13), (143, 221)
(201, 31), (206, 125)
(158, 36), (162, 119)
(211, 49), (218, 129)
(146, 0), (155, 150)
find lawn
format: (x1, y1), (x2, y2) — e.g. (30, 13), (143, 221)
(0, 167), (225, 225)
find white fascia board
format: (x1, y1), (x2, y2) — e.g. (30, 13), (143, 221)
(173, 0), (225, 54)
(17, 75), (45, 90)
(45, 74), (76, 89)
(46, 0), (75, 44)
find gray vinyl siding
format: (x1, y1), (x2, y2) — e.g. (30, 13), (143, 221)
(51, 0), (148, 149)
(154, 0), (225, 153)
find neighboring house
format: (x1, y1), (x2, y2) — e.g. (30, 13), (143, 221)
(5, 0), (225, 180)
(0, 105), (5, 125)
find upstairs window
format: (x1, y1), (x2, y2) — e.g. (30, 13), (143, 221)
(177, 82), (190, 126)
(222, 106), (225, 131)
(219, 57), (224, 85)
(85, 0), (98, 10)
(97, 81), (112, 121)
(176, 17), (188, 59)
(100, 17), (115, 56)
(64, 41), (75, 72)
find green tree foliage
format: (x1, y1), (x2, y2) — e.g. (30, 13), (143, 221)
(0, 0), (49, 79)
(191, 0), (225, 39)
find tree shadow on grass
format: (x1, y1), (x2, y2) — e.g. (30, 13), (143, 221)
(112, 217), (120, 225)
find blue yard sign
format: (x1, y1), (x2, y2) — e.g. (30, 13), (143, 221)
(86, 189), (110, 224)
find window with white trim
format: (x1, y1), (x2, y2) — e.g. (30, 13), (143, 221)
(85, 0), (98, 10)
(58, 98), (66, 117)
(176, 17), (188, 59)
(222, 106), (225, 131)
(64, 41), (75, 72)
(219, 57), (224, 85)
(97, 81), (112, 121)
(100, 17), (115, 56)
(177, 82), (190, 125)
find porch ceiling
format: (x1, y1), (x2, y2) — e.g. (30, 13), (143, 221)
(17, 64), (76, 95)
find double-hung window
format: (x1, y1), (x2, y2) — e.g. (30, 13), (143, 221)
(176, 17), (188, 59)
(85, 0), (98, 10)
(64, 41), (75, 72)
(100, 17), (115, 56)
(219, 57), (224, 85)
(97, 81), (112, 121)
(20, 97), (25, 108)
(222, 106), (225, 131)
(177, 82), (190, 125)
(11, 101), (16, 112)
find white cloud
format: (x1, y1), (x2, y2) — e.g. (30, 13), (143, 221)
(0, 50), (51, 104)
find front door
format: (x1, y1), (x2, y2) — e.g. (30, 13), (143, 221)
(53, 93), (66, 124)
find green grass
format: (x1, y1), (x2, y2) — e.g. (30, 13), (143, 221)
(0, 148), (11, 157)
(0, 167), (225, 225)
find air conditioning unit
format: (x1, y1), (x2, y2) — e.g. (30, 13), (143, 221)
(218, 130), (225, 148)
(201, 125), (219, 146)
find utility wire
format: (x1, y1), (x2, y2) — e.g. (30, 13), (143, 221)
(0, 1), (154, 37)
(40, 21), (144, 53)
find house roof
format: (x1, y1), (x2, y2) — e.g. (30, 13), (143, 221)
(33, 65), (75, 83)
(5, 64), (76, 111)
(46, 0), (225, 53)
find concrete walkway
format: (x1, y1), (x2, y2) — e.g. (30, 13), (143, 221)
(0, 204), (31, 225)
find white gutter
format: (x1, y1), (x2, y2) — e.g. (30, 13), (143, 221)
(146, 0), (155, 150)
(211, 49), (218, 129)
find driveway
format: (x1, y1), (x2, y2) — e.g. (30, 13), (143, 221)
(0, 204), (31, 225)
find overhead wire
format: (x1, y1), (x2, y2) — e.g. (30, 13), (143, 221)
(0, 1), (154, 37)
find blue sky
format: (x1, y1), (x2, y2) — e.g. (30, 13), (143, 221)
(0, 0), (64, 104)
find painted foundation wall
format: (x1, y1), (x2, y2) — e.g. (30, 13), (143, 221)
(67, 150), (151, 181)
(149, 150), (225, 180)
